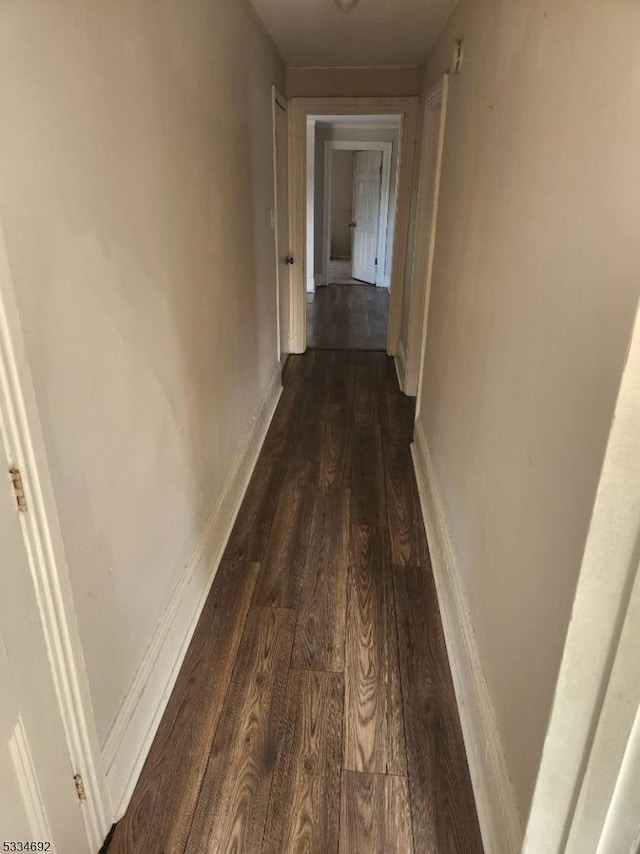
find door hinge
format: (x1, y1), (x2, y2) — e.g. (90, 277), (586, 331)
(374, 257), (378, 266)
(74, 773), (86, 803)
(10, 469), (27, 512)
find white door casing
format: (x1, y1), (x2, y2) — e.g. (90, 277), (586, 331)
(272, 86), (290, 360)
(288, 97), (419, 355)
(0, 230), (111, 851)
(0, 451), (87, 852)
(305, 119), (317, 292)
(523, 298), (640, 853)
(322, 140), (393, 290)
(409, 75), (449, 403)
(351, 151), (383, 285)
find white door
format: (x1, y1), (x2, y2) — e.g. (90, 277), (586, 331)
(273, 92), (290, 360)
(523, 301), (640, 854)
(0, 454), (88, 851)
(352, 150), (383, 285)
(565, 554), (640, 854)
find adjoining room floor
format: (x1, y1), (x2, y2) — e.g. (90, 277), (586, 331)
(307, 282), (389, 350)
(107, 350), (483, 854)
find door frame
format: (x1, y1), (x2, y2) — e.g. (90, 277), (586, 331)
(410, 74), (449, 403)
(288, 96), (419, 355)
(271, 84), (289, 364)
(0, 229), (111, 850)
(523, 298), (640, 852)
(322, 140), (393, 288)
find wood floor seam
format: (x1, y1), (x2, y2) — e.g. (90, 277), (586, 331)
(108, 349), (483, 854)
(257, 594), (300, 854)
(345, 768), (411, 779)
(391, 557), (419, 854)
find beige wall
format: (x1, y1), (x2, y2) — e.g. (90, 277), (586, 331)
(286, 65), (423, 98)
(0, 0), (283, 746)
(330, 150), (355, 259)
(417, 0), (640, 823)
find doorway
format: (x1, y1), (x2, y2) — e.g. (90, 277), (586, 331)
(323, 141), (393, 289)
(409, 76), (449, 401)
(288, 97), (419, 355)
(303, 114), (403, 351)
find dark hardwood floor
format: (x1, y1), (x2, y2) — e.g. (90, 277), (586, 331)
(307, 283), (389, 350)
(107, 350), (483, 854)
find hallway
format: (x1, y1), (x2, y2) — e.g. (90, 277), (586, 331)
(307, 283), (389, 350)
(107, 350), (482, 853)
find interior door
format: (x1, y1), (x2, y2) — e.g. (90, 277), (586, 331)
(0, 453), (88, 851)
(565, 554), (640, 854)
(274, 93), (290, 360)
(352, 150), (383, 284)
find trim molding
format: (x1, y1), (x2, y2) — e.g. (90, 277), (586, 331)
(271, 85), (288, 364)
(0, 233), (111, 851)
(102, 363), (282, 819)
(306, 276), (316, 293)
(411, 421), (523, 853)
(322, 140), (392, 289)
(395, 338), (407, 394)
(409, 74), (449, 403)
(288, 96), (418, 355)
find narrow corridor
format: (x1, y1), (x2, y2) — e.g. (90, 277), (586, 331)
(307, 284), (389, 350)
(108, 350), (482, 853)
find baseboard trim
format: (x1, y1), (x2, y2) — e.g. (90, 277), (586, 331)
(394, 338), (407, 394)
(102, 363), (282, 820)
(306, 276), (316, 293)
(411, 422), (523, 854)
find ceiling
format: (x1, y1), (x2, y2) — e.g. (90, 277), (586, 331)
(248, 0), (456, 67)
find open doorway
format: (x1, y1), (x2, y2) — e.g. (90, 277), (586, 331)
(305, 115), (401, 350)
(288, 97), (418, 356)
(324, 142), (393, 288)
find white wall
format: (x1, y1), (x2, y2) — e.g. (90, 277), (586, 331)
(0, 0), (283, 750)
(417, 0), (640, 825)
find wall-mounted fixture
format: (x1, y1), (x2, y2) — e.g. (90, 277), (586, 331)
(452, 39), (465, 74)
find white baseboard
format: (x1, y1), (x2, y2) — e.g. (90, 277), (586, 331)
(306, 276), (316, 293)
(411, 422), (523, 854)
(394, 338), (407, 394)
(102, 363), (282, 820)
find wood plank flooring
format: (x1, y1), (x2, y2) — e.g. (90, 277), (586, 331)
(307, 283), (389, 350)
(107, 350), (483, 854)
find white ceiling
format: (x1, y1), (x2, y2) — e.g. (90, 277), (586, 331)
(248, 0), (456, 67)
